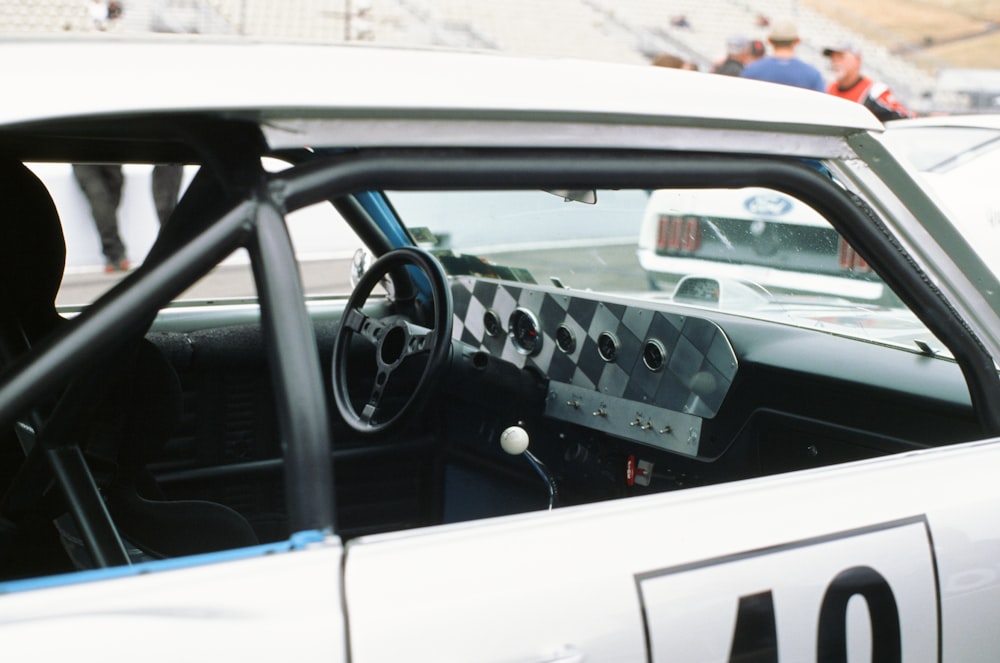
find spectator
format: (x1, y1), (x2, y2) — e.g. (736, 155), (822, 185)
(72, 164), (129, 272)
(85, 0), (121, 31)
(713, 36), (752, 76)
(151, 164), (184, 225)
(823, 42), (915, 121)
(740, 18), (825, 92)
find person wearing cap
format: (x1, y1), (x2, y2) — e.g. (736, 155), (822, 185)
(824, 42), (915, 121)
(740, 18), (825, 92)
(713, 36), (752, 76)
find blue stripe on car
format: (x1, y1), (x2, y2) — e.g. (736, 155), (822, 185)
(0, 529), (328, 595)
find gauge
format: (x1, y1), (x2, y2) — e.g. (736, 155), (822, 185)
(508, 308), (542, 356)
(597, 331), (619, 362)
(483, 309), (503, 337)
(642, 339), (667, 372)
(555, 324), (576, 354)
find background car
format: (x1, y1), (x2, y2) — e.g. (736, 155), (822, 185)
(637, 185), (887, 302)
(638, 115), (1000, 308)
(881, 114), (1000, 279)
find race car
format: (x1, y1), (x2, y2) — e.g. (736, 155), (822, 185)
(1, 37), (999, 662)
(637, 186), (888, 302)
(881, 113), (1000, 279)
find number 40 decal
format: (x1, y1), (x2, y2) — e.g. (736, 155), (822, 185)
(636, 518), (939, 663)
(729, 566), (901, 662)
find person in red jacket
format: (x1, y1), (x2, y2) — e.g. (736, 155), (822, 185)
(823, 42), (915, 121)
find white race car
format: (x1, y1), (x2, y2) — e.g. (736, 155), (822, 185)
(637, 186), (888, 302)
(882, 113), (1000, 277)
(1, 38), (999, 663)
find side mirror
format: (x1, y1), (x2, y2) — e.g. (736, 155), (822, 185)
(350, 248), (373, 288)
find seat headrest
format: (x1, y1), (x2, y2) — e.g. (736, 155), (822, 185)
(0, 160), (66, 339)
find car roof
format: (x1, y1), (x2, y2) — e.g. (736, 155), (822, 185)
(2, 36), (882, 155)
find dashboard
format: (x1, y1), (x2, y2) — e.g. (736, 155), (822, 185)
(449, 277), (739, 457)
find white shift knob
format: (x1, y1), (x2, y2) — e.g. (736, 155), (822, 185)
(500, 426), (530, 455)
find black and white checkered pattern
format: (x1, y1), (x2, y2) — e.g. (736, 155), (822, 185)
(451, 277), (737, 419)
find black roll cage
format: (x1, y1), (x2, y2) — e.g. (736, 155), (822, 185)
(1, 144), (997, 569)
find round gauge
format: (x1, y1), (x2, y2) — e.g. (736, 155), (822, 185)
(483, 309), (503, 337)
(508, 308), (542, 356)
(597, 331), (619, 362)
(555, 324), (576, 354)
(643, 339), (667, 372)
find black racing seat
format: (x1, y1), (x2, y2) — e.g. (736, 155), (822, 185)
(100, 341), (261, 559)
(0, 159), (257, 566)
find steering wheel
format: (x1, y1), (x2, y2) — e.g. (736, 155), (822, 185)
(332, 246), (453, 434)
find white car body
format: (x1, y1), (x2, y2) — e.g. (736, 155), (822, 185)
(2, 38), (1000, 663)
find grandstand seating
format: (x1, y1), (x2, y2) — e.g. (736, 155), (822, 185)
(0, 0), (963, 113)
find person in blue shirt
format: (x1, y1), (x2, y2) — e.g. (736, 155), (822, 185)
(740, 18), (826, 92)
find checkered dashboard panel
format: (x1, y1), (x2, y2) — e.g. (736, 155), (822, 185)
(451, 276), (738, 420)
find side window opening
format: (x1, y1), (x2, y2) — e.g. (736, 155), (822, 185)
(39, 162), (366, 310)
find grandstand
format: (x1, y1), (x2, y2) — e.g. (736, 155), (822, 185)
(0, 0), (992, 113)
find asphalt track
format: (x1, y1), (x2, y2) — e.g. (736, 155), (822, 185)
(56, 243), (654, 309)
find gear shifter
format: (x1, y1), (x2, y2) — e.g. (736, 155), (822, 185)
(501, 425), (558, 510)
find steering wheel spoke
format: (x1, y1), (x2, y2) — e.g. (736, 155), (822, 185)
(402, 323), (434, 357)
(359, 379), (387, 425)
(343, 307), (386, 346)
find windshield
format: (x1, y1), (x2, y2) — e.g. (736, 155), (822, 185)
(388, 188), (944, 356)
